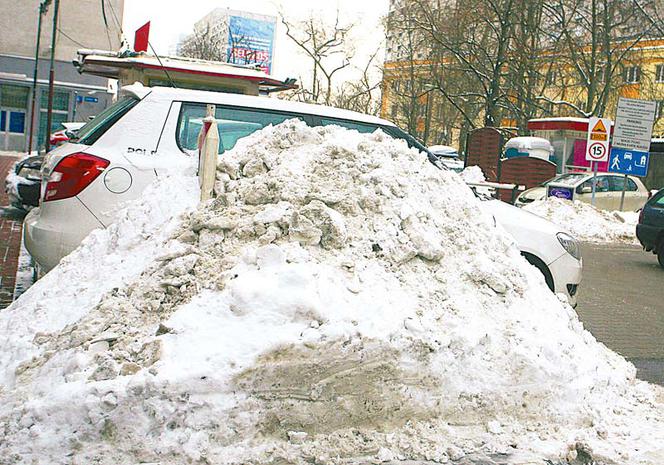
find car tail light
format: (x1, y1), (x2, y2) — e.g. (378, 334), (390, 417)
(44, 153), (109, 202)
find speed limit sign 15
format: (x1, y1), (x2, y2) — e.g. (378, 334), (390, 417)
(585, 117), (611, 162)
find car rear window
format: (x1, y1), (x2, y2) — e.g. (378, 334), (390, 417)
(177, 103), (303, 154)
(651, 190), (664, 207)
(74, 96), (139, 146)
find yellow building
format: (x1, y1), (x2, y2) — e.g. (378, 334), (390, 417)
(381, 38), (664, 145)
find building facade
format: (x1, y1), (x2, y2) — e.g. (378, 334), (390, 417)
(0, 0), (124, 152)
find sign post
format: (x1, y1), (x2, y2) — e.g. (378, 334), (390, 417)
(608, 97), (656, 210)
(585, 117), (611, 206)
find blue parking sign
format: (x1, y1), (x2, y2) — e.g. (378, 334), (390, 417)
(608, 147), (649, 177)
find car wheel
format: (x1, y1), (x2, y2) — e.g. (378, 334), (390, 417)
(521, 252), (555, 292)
(658, 246), (664, 269)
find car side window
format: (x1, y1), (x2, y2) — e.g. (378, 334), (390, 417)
(177, 103), (303, 154)
(319, 118), (378, 134)
(577, 176), (611, 194)
(610, 176), (638, 192)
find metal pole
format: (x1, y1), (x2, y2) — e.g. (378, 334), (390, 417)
(619, 174), (627, 211)
(44, 0), (59, 154)
(72, 91), (78, 121)
(591, 161), (598, 206)
(27, 2), (48, 154)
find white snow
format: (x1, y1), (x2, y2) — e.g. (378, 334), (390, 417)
(459, 164), (486, 184)
(523, 197), (639, 243)
(0, 120), (662, 465)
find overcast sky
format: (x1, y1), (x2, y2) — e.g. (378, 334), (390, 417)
(122, 0), (389, 85)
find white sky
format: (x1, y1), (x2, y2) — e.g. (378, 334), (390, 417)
(122, 0), (389, 86)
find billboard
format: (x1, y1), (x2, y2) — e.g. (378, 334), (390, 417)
(227, 15), (276, 74)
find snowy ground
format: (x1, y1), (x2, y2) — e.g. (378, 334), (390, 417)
(523, 197), (639, 244)
(0, 122), (662, 464)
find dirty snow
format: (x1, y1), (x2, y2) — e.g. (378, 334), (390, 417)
(523, 197), (639, 243)
(0, 120), (662, 465)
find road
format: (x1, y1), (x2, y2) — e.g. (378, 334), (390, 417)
(577, 242), (664, 385)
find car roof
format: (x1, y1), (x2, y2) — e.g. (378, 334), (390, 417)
(122, 84), (395, 128)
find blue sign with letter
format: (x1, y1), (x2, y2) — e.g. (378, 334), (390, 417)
(227, 15), (276, 74)
(608, 147), (649, 177)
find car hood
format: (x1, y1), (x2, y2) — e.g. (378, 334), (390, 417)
(481, 199), (568, 236)
(520, 186), (546, 200)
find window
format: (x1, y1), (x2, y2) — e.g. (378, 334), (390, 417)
(653, 191), (664, 207)
(391, 104), (398, 120)
(177, 103), (303, 154)
(9, 111), (25, 133)
(38, 111), (68, 145)
(40, 89), (69, 111)
(0, 84), (29, 108)
(0, 111), (5, 131)
(624, 66), (641, 84)
(75, 96), (139, 145)
(577, 176), (610, 193)
(320, 118), (378, 134)
(610, 176), (637, 192)
(656, 64), (664, 83)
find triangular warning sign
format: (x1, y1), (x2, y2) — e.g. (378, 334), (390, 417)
(592, 120), (607, 134)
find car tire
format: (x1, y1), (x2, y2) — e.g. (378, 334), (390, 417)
(521, 252), (555, 292)
(658, 246), (664, 269)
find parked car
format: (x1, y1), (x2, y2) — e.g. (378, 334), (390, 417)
(429, 145), (464, 172)
(636, 188), (664, 268)
(4, 154), (43, 211)
(480, 198), (582, 306)
(514, 172), (649, 211)
(24, 84), (582, 305)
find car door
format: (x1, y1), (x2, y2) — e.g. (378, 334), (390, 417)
(610, 176), (645, 212)
(576, 175), (616, 210)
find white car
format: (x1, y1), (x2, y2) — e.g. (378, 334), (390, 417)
(25, 84), (581, 306)
(515, 172), (649, 211)
(481, 199), (582, 307)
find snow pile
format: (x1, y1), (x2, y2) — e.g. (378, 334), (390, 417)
(523, 197), (639, 243)
(458, 164), (486, 184)
(0, 120), (663, 464)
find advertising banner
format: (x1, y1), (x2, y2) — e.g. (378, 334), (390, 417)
(227, 15), (276, 74)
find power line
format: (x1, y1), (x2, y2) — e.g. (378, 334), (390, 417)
(105, 0), (123, 33)
(57, 27), (87, 48)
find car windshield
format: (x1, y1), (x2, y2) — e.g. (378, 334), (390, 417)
(543, 173), (587, 187)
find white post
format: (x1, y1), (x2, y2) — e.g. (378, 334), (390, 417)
(198, 104), (218, 202)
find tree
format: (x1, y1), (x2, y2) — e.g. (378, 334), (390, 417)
(178, 23), (225, 62)
(539, 0), (662, 117)
(332, 48), (383, 115)
(281, 11), (355, 105)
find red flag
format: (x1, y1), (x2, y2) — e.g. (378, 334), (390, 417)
(134, 21), (150, 52)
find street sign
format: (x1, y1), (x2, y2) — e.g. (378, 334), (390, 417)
(613, 98), (657, 152)
(585, 117), (611, 162)
(608, 147), (650, 177)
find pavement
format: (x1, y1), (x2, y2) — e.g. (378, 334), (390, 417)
(0, 154), (25, 309)
(577, 242), (664, 385)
